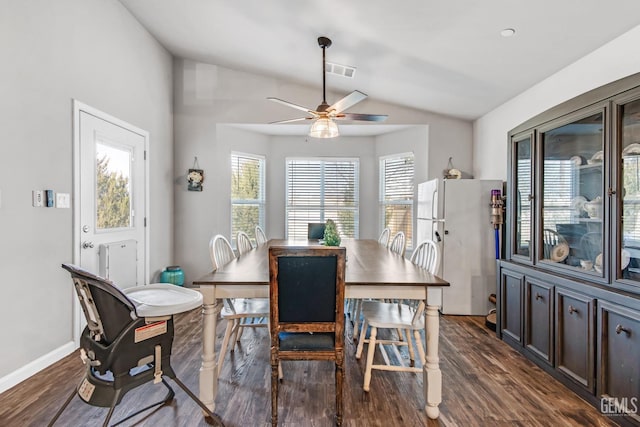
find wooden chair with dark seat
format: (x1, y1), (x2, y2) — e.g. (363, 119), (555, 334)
(268, 245), (346, 426)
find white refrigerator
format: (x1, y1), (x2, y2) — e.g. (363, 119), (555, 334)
(417, 178), (502, 315)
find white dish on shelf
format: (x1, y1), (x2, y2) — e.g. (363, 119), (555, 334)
(570, 196), (587, 213)
(570, 155), (583, 166)
(622, 143), (640, 156)
(588, 151), (604, 164)
(594, 253), (603, 273)
(622, 249), (631, 270)
(550, 243), (570, 262)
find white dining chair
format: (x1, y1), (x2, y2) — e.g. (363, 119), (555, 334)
(355, 239), (440, 392)
(378, 227), (391, 247)
(349, 227), (391, 337)
(209, 234), (270, 376)
(388, 231), (406, 257)
(255, 225), (268, 246)
(236, 230), (254, 255)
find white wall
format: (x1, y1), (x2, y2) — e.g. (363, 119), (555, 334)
(0, 0), (173, 389)
(173, 58), (473, 283)
(474, 25), (640, 180)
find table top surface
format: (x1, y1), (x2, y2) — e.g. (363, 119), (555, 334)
(194, 239), (449, 287)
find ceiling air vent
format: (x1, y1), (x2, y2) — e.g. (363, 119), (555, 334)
(325, 61), (356, 78)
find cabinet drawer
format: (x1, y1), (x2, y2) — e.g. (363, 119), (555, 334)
(556, 287), (595, 393)
(598, 301), (640, 420)
(501, 270), (524, 344)
(525, 279), (553, 365)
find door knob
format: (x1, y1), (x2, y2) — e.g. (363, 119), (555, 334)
(82, 241), (94, 249)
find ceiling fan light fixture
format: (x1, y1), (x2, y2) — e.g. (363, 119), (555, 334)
(309, 117), (339, 138)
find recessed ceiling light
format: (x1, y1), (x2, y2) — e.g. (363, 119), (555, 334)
(500, 28), (516, 37)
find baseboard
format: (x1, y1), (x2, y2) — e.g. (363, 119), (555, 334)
(0, 341), (76, 394)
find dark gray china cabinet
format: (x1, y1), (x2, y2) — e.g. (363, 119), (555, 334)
(499, 72), (640, 426)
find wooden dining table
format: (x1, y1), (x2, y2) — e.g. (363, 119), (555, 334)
(193, 239), (449, 419)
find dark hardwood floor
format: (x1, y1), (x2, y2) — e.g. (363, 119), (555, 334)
(0, 309), (618, 427)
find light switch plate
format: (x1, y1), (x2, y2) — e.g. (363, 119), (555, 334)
(32, 190), (44, 207)
(56, 193), (70, 209)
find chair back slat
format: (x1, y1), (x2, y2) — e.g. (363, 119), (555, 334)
(237, 231), (254, 255)
(209, 234), (236, 270)
(410, 239), (439, 274)
(389, 231), (406, 257)
(409, 239), (440, 326)
(378, 227), (391, 247)
(255, 225), (268, 246)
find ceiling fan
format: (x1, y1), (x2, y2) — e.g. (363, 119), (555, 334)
(267, 36), (388, 138)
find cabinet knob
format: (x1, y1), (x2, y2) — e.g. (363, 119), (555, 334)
(615, 324), (631, 335)
(535, 293), (543, 301)
(608, 188), (616, 196)
(568, 305), (578, 315)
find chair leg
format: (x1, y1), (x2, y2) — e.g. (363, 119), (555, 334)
(414, 329), (426, 366)
(102, 388), (122, 427)
(355, 319), (368, 359)
(352, 299), (362, 340)
(363, 326), (377, 392)
(230, 320), (242, 350)
(271, 358), (279, 426)
(171, 375), (225, 426)
(335, 356), (344, 426)
(405, 328), (416, 367)
(47, 387), (77, 427)
(218, 319), (235, 376)
(111, 378), (175, 427)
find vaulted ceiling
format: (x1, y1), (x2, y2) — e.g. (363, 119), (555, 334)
(121, 0), (640, 121)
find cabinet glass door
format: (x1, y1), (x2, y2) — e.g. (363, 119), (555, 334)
(540, 112), (604, 274)
(513, 136), (532, 258)
(620, 98), (640, 282)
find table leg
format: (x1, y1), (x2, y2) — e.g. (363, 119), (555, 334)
(199, 295), (222, 413)
(424, 304), (442, 419)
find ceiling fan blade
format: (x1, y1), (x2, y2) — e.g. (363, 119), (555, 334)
(269, 117), (314, 124)
(267, 97), (315, 114)
(328, 90), (368, 114)
(335, 113), (388, 122)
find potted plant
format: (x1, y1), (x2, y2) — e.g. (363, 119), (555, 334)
(323, 219), (341, 246)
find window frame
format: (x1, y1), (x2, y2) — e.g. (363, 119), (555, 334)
(230, 151), (266, 246)
(379, 152), (415, 250)
(285, 157), (360, 240)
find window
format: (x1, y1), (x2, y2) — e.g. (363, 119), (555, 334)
(231, 152), (265, 246)
(380, 153), (414, 249)
(286, 158), (359, 240)
(542, 159), (574, 231)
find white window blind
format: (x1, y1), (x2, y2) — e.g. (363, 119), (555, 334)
(231, 152), (265, 246)
(286, 158), (359, 240)
(623, 156), (640, 243)
(517, 158), (531, 245)
(542, 159), (574, 230)
(380, 153), (414, 249)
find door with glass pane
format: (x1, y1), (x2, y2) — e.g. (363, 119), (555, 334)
(78, 109), (146, 289)
(539, 110), (605, 276)
(510, 134), (533, 262)
(618, 96), (640, 284)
